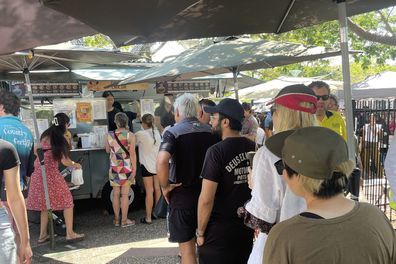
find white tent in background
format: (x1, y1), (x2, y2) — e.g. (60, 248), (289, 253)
(233, 76), (342, 101)
(337, 71), (396, 100)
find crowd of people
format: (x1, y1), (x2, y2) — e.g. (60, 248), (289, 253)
(0, 80), (395, 263)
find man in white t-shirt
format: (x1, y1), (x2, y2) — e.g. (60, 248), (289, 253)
(362, 114), (383, 177)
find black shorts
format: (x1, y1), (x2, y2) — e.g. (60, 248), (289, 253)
(141, 165), (155, 177)
(198, 221), (253, 264)
(168, 207), (197, 243)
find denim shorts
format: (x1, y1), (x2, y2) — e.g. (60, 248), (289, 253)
(0, 207), (16, 264)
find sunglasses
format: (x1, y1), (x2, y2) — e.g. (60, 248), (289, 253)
(316, 95), (329, 101)
(274, 160), (284, 175)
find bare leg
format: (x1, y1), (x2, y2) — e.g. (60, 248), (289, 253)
(112, 186), (121, 223)
(120, 185), (132, 224)
(179, 238), (197, 264)
(153, 175), (161, 206)
(64, 207), (84, 240)
(143, 177), (154, 222)
(39, 210), (49, 239)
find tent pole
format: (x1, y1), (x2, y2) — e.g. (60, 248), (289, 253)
(232, 67), (239, 100)
(337, 1), (355, 161)
(24, 68), (55, 249)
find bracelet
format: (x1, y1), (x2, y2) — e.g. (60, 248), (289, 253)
(195, 229), (204, 238)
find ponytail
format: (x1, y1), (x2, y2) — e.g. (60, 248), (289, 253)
(141, 113), (157, 145)
(151, 126), (157, 145)
(41, 113), (70, 162)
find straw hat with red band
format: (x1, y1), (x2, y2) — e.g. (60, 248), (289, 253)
(267, 84), (317, 114)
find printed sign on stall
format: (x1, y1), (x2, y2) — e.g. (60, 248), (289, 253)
(140, 99), (155, 116)
(76, 102), (93, 122)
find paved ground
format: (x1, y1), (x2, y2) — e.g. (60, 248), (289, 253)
(29, 200), (180, 264)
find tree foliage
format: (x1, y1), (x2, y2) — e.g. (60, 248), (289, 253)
(252, 7), (396, 83)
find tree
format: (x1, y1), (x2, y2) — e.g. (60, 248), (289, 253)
(252, 7), (396, 82)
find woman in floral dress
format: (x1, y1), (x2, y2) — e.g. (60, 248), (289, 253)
(105, 112), (137, 227)
(27, 113), (84, 243)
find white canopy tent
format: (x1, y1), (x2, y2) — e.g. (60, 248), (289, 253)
(337, 71), (396, 100)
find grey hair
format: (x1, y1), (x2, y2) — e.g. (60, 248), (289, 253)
(115, 112), (129, 128)
(174, 93), (199, 119)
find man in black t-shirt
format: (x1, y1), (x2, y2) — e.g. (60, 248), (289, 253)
(157, 93), (216, 264)
(102, 91), (120, 131)
(197, 98), (255, 264)
(0, 140), (32, 263)
(154, 94), (175, 133)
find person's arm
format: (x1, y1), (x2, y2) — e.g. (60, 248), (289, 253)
(105, 134), (111, 153)
(196, 179), (218, 246)
(26, 145), (35, 177)
(157, 151), (181, 204)
(128, 132), (137, 178)
(4, 165), (32, 263)
(156, 130), (181, 203)
(61, 155), (81, 169)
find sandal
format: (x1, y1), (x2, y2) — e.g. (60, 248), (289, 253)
(38, 234), (57, 244)
(113, 218), (120, 227)
(66, 233), (85, 243)
(140, 217), (152, 225)
(121, 219), (135, 228)
(38, 235), (50, 244)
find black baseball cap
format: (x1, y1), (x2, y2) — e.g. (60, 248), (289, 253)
(204, 98), (244, 122)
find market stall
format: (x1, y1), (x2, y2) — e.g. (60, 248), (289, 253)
(21, 95), (111, 200)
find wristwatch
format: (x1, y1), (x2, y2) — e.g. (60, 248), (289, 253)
(195, 229), (204, 238)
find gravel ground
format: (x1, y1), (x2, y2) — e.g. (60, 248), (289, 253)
(29, 199), (180, 264)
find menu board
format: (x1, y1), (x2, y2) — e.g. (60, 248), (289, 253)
(155, 80), (216, 94)
(31, 83), (80, 95)
(92, 100), (107, 120)
(140, 99), (155, 116)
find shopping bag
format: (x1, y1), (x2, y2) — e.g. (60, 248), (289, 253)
(152, 194), (168, 219)
(71, 169), (84, 186)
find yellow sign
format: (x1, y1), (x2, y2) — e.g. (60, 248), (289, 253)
(76, 102), (93, 122)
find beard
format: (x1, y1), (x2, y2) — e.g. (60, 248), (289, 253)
(212, 122), (223, 140)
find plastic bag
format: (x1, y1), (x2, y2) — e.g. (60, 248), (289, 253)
(71, 169), (84, 186)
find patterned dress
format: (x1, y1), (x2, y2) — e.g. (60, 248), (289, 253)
(26, 140), (73, 211)
(107, 130), (134, 187)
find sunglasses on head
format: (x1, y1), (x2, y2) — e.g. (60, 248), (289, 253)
(274, 160), (284, 175)
(316, 95), (329, 101)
